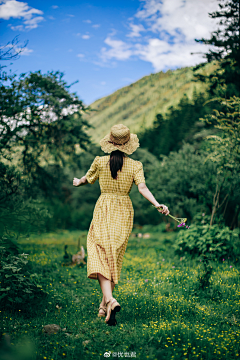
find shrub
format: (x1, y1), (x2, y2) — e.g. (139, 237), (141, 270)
(0, 247), (47, 311)
(174, 224), (238, 261)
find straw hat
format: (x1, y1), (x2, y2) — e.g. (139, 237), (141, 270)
(99, 124), (140, 155)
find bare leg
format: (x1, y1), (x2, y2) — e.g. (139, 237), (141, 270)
(100, 281), (115, 307)
(98, 273), (118, 322)
(97, 273), (115, 305)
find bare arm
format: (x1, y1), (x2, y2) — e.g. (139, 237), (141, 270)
(73, 176), (89, 187)
(138, 183), (169, 215)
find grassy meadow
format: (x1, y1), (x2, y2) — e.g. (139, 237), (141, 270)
(1, 226), (240, 360)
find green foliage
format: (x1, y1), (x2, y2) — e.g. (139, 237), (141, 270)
(192, 212), (228, 229)
(192, 212), (213, 226)
(196, 256), (214, 291)
(0, 247), (46, 311)
(0, 69), (93, 237)
(200, 96), (240, 226)
(138, 90), (213, 157)
(146, 143), (217, 223)
(174, 224), (238, 261)
(0, 70), (92, 182)
(194, 0), (240, 97)
(136, 93), (239, 228)
(201, 96), (240, 173)
(85, 65), (213, 144)
(0, 159), (51, 241)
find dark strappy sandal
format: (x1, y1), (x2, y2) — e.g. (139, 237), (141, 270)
(105, 297), (121, 326)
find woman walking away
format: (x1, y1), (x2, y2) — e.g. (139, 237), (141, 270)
(73, 124), (169, 326)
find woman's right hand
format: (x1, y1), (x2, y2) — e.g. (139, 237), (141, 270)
(156, 204), (169, 216)
(73, 177), (81, 187)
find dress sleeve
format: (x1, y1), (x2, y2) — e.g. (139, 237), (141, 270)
(85, 156), (100, 184)
(133, 161), (146, 186)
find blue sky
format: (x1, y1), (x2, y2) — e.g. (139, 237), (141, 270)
(1, 0), (219, 105)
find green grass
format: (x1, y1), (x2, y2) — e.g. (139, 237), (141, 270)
(1, 227), (240, 360)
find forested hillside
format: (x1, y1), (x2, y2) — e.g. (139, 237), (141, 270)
(84, 62), (217, 144)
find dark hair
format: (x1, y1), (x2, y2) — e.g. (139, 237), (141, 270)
(108, 150), (126, 179)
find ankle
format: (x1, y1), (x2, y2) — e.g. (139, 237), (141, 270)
(105, 296), (113, 304)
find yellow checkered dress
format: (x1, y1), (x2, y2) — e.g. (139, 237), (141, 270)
(85, 155), (145, 284)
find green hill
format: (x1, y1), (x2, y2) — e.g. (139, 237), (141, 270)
(84, 62), (217, 144)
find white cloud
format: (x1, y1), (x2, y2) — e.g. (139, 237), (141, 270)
(92, 24), (100, 28)
(0, 0), (43, 20)
(99, 0), (220, 71)
(135, 0), (162, 19)
(101, 81), (106, 85)
(82, 34), (90, 40)
(136, 0), (219, 42)
(77, 53), (85, 58)
(1, 43), (33, 55)
(83, 19), (91, 23)
(24, 16), (44, 29)
(18, 46), (33, 55)
(9, 23), (23, 30)
(101, 37), (132, 61)
(52, 5), (58, 9)
(126, 23), (145, 38)
(48, 15), (55, 20)
(0, 0), (44, 30)
(67, 14), (74, 17)
(135, 39), (213, 71)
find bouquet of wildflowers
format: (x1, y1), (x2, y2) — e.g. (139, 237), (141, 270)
(152, 205), (190, 229)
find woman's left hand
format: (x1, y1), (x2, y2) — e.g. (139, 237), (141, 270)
(73, 177), (81, 187)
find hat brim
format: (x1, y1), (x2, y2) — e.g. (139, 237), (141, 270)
(99, 133), (140, 155)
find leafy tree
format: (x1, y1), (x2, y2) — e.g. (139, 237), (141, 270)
(143, 140), (238, 228)
(138, 90), (211, 158)
(0, 70), (92, 197)
(193, 0), (240, 97)
(0, 70), (93, 240)
(200, 96), (240, 227)
(142, 143), (218, 224)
